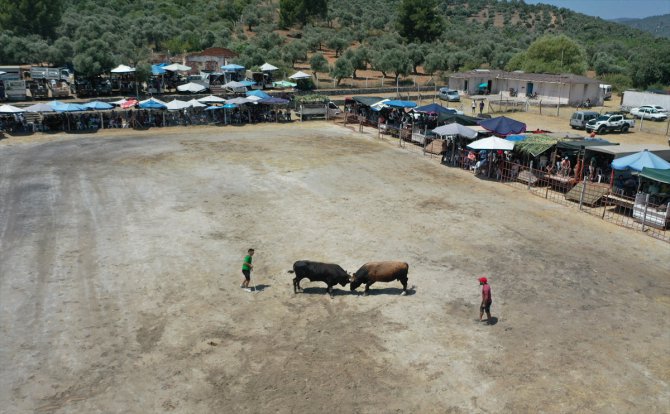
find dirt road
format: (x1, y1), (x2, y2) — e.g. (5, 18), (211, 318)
(1, 122), (668, 413)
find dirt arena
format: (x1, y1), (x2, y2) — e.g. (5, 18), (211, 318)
(1, 122), (668, 413)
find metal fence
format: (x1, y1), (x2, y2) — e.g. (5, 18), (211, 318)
(344, 122), (670, 244)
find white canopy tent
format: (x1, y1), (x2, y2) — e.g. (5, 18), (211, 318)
(288, 71), (311, 80)
(260, 62), (279, 72)
(0, 104), (25, 113)
(177, 82), (206, 93)
(166, 99), (191, 111)
(467, 136), (515, 151)
(110, 64), (135, 73)
(197, 95), (226, 104)
(187, 99), (207, 108)
(432, 123), (478, 139)
(163, 63), (191, 72)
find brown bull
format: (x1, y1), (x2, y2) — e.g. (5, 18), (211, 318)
(350, 261), (409, 295)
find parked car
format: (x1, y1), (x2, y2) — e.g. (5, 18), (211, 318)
(630, 107), (668, 121)
(635, 105), (667, 114)
(569, 111), (599, 129)
(438, 88), (460, 102)
(585, 113), (635, 134)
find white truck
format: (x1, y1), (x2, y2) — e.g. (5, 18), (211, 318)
(0, 65), (27, 101)
(585, 113), (635, 134)
(295, 101), (341, 121)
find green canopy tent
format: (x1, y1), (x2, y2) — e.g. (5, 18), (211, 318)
(640, 167), (670, 185)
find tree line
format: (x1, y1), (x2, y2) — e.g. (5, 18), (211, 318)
(0, 0), (668, 92)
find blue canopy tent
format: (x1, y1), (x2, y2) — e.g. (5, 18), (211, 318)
(83, 101), (113, 110)
(413, 103), (454, 114)
(221, 64), (245, 71)
(478, 116), (526, 136)
(151, 63), (167, 75)
(49, 101), (87, 112)
(384, 100), (417, 108)
(246, 90), (271, 99)
(611, 149), (670, 172)
(139, 98), (167, 109)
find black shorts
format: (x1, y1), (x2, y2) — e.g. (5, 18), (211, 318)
(242, 269), (251, 281)
(481, 301), (492, 313)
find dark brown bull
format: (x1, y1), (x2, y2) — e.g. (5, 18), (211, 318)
(350, 261), (409, 295)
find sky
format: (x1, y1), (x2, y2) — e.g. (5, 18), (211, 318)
(524, 0), (670, 20)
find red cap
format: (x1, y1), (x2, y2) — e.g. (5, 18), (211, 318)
(478, 277), (488, 283)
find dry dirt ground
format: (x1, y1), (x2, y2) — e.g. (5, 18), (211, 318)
(0, 122), (668, 413)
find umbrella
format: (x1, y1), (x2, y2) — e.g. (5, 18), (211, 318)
(163, 63), (191, 72)
(139, 98), (167, 109)
(221, 64), (245, 71)
(288, 71), (311, 80)
(245, 95), (262, 102)
(205, 105), (225, 110)
(260, 62), (279, 71)
(111, 98), (128, 106)
(177, 82), (206, 93)
(83, 101), (113, 110)
(25, 103), (55, 113)
(432, 123), (478, 139)
(166, 99), (191, 111)
(478, 82), (488, 88)
(478, 116), (526, 136)
(272, 80), (297, 88)
(467, 136), (515, 151)
(385, 100), (417, 108)
(0, 104), (25, 113)
(414, 103), (454, 114)
(121, 99), (138, 109)
(187, 99), (207, 108)
(223, 103), (238, 109)
(110, 64), (135, 73)
(197, 95), (226, 103)
(610, 149), (670, 172)
(246, 90), (271, 99)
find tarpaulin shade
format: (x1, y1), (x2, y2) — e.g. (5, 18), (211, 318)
(260, 63), (278, 71)
(197, 95), (226, 103)
(187, 99), (207, 108)
(111, 64), (135, 73)
(436, 113), (481, 126)
(0, 104), (25, 113)
(49, 101), (87, 112)
(288, 71), (311, 80)
(24, 103), (55, 113)
(163, 63), (191, 72)
(478, 116), (526, 136)
(177, 82), (206, 93)
(166, 99), (191, 110)
(238, 80), (256, 87)
(610, 150), (670, 172)
(138, 98), (167, 109)
(259, 97), (290, 105)
(272, 80), (297, 88)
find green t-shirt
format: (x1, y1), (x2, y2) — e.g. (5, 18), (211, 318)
(242, 255), (252, 271)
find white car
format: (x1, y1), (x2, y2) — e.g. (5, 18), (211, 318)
(630, 107), (668, 121)
(636, 105), (667, 113)
(438, 88), (460, 102)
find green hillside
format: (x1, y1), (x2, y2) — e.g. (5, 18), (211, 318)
(0, 0), (668, 91)
(613, 14), (670, 38)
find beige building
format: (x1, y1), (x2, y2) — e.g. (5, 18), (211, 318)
(185, 47), (238, 73)
(448, 69), (603, 106)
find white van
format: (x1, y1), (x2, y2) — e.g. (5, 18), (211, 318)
(599, 84), (612, 100)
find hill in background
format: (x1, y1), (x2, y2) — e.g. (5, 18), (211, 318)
(612, 14), (670, 38)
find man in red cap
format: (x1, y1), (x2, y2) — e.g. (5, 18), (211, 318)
(479, 277), (492, 323)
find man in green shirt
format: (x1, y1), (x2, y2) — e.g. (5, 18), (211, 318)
(241, 248), (254, 289)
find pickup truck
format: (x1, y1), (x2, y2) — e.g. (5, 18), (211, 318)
(585, 114), (634, 134)
(295, 102), (341, 120)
